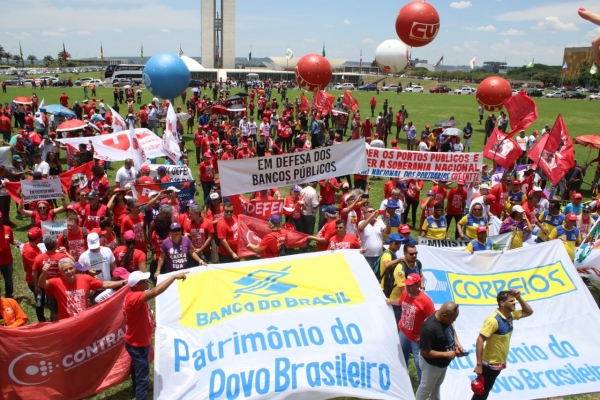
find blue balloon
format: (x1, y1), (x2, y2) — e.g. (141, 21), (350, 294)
(143, 52), (190, 100)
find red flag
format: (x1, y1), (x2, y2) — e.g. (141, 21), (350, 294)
(342, 90), (359, 111)
(503, 91), (538, 138)
(527, 115), (574, 185)
(228, 194), (249, 216)
(0, 287), (131, 399)
(312, 90), (335, 113)
(483, 128), (523, 169)
(4, 181), (24, 203)
(520, 173), (534, 194)
(246, 199), (284, 221)
(298, 93), (310, 113)
(62, 42), (67, 62)
(60, 161), (94, 193)
(237, 215), (308, 258)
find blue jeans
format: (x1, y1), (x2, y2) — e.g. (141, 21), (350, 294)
(0, 264), (14, 298)
(125, 343), (151, 400)
(399, 328), (422, 382)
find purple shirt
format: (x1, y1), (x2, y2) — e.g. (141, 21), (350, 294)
(160, 236), (193, 273)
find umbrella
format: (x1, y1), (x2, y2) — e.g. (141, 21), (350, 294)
(235, 92), (249, 97)
(176, 112), (191, 122)
(210, 105), (229, 115)
(574, 135), (600, 150)
(332, 107), (348, 115)
(40, 104), (76, 118)
(13, 96), (32, 105)
(435, 119), (460, 128)
(227, 104), (246, 112)
(224, 95), (243, 103)
(442, 127), (462, 136)
(191, 87), (200, 93)
(56, 119), (87, 132)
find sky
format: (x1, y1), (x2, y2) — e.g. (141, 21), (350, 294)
(3, 0), (600, 67)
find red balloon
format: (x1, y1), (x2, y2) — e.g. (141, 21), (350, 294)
(295, 54), (332, 92)
(476, 76), (513, 112)
(395, 1), (440, 47)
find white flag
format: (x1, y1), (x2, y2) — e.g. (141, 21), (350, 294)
(286, 47), (294, 60)
(109, 106), (126, 132)
(162, 102), (182, 163)
(39, 98), (45, 110)
(470, 56), (476, 70)
(128, 122), (147, 169)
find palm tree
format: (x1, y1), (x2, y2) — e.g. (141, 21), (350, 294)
(27, 55), (37, 66)
(4, 52), (12, 65)
(43, 55), (54, 67)
(12, 54), (22, 67)
(57, 50), (71, 63)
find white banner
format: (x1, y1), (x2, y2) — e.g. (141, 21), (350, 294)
(416, 241), (600, 400)
(41, 219), (67, 239)
(56, 129), (167, 161)
(359, 147), (483, 181)
(154, 251), (414, 400)
(417, 232), (513, 251)
(148, 164), (193, 182)
(575, 242), (600, 284)
(218, 140), (368, 196)
(163, 103), (182, 163)
(21, 179), (63, 202)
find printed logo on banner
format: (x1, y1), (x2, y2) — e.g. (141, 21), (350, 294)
(178, 253), (365, 329)
(424, 262), (577, 305)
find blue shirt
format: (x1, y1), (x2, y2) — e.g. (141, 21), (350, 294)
(311, 121), (320, 136)
(563, 203), (582, 216)
(470, 238), (493, 252)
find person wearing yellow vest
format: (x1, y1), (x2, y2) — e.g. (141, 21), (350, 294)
(547, 212), (581, 260)
(420, 202), (447, 240)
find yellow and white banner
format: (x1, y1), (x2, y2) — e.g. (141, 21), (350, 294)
(154, 251), (414, 400)
(416, 241), (600, 399)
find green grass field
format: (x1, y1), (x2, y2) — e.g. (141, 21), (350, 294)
(1, 75), (599, 400)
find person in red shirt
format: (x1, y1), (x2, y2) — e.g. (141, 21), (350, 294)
(138, 105), (148, 129)
(113, 230), (148, 272)
(385, 274), (435, 383)
(108, 189), (128, 240)
(0, 287), (28, 328)
(0, 214), (19, 299)
(157, 166), (171, 183)
(81, 191), (110, 231)
(369, 96), (377, 117)
(308, 206), (339, 251)
(431, 180), (448, 208)
(38, 257), (124, 320)
(199, 152), (216, 204)
(384, 178), (400, 200)
(216, 202), (239, 262)
(137, 165), (153, 184)
(121, 198), (148, 253)
(318, 178), (341, 230)
(21, 227), (45, 321)
(57, 215), (89, 261)
(246, 215), (287, 258)
(18, 195), (67, 228)
(236, 142), (253, 159)
(59, 93), (69, 107)
(329, 219), (363, 250)
(221, 145), (234, 161)
(0, 112), (11, 142)
(404, 179), (424, 227)
(446, 179), (467, 239)
(124, 270), (188, 400)
(361, 117), (374, 138)
(283, 185), (303, 230)
(183, 205), (214, 262)
(489, 176), (510, 217)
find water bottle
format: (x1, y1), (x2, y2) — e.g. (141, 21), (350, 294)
(36, 294), (42, 307)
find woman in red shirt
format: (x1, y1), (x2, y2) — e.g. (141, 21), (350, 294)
(149, 212), (171, 283)
(198, 152), (215, 204)
(88, 165), (111, 205)
(99, 217), (118, 251)
(108, 188), (128, 242)
(283, 185), (303, 230)
(114, 230), (147, 273)
(404, 179), (424, 227)
(18, 195), (67, 228)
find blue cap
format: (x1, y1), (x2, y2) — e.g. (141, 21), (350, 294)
(385, 233), (403, 244)
(291, 185), (301, 192)
(170, 222), (182, 230)
(268, 215), (282, 224)
(397, 181), (408, 192)
(385, 199), (400, 209)
(324, 205), (337, 214)
(186, 199), (197, 207)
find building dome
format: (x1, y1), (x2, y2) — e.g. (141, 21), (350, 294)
(179, 55), (205, 71)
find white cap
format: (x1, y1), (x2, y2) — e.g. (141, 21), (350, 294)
(167, 186), (181, 193)
(210, 192), (220, 200)
(479, 183), (490, 190)
(532, 186), (543, 192)
(87, 232), (100, 250)
(128, 270), (151, 287)
(512, 205), (525, 213)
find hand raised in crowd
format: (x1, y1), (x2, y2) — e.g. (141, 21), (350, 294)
(579, 8), (600, 66)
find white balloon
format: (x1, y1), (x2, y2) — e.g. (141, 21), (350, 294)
(375, 39), (409, 74)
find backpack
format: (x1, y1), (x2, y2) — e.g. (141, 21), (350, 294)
(373, 249), (395, 279)
(383, 259), (422, 298)
(279, 244), (289, 257)
(62, 227), (88, 246)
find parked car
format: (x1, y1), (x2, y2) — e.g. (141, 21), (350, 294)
(453, 86), (474, 95)
(74, 77), (95, 86)
(333, 83), (356, 90)
(112, 78), (133, 87)
(404, 85), (424, 93)
(3, 78), (23, 86)
(589, 94), (600, 100)
(358, 83), (377, 91)
(429, 85), (450, 93)
(545, 91), (565, 98)
(189, 79), (202, 87)
(381, 84), (399, 91)
(568, 92), (586, 99)
(527, 89), (544, 97)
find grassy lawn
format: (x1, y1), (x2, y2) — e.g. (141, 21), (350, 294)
(1, 74), (599, 399)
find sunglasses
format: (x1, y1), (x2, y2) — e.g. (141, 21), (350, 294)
(407, 252), (418, 256)
(38, 206), (47, 210)
(336, 226), (344, 230)
(80, 194), (87, 197)
(224, 210), (234, 214)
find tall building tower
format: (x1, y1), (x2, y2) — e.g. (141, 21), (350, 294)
(201, 0), (236, 69)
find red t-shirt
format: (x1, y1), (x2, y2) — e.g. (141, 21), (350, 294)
(319, 178), (339, 205)
(206, 206), (223, 222)
(113, 246), (147, 272)
(398, 290), (436, 343)
(151, 231), (169, 260)
(22, 242), (41, 285)
(121, 213), (148, 252)
(0, 226), (14, 264)
(217, 216), (238, 255)
(328, 233), (361, 250)
(432, 186), (447, 206)
(183, 218), (214, 253)
(112, 204), (128, 228)
(383, 180), (397, 201)
(124, 291), (154, 347)
(446, 187), (467, 215)
(46, 275), (103, 320)
(32, 251), (67, 280)
(406, 180), (423, 202)
(283, 196), (303, 220)
(82, 204), (109, 231)
(138, 176), (154, 185)
(258, 231), (286, 258)
(199, 161), (215, 182)
(32, 210), (56, 229)
(489, 184), (508, 216)
(57, 228), (88, 260)
(316, 220), (337, 251)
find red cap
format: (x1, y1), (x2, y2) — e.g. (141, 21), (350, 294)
(487, 194), (497, 202)
(97, 160), (106, 166)
(457, 179), (465, 185)
(405, 273), (422, 286)
(140, 165), (151, 172)
(566, 212), (578, 221)
(512, 180), (520, 185)
(226, 145), (233, 150)
(242, 142), (248, 148)
(425, 124), (430, 129)
(391, 139), (398, 143)
(28, 227), (47, 240)
(399, 224), (411, 234)
(221, 140), (228, 145)
(572, 193), (582, 199)
(477, 226), (487, 233)
(212, 131), (218, 137)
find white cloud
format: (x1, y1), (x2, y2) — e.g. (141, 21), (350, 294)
(586, 27), (600, 39)
(304, 38), (317, 43)
(343, 19), (351, 25)
(42, 30), (66, 37)
(160, 28), (169, 33)
(533, 16), (578, 32)
(452, 40), (480, 52)
(495, 0), (596, 23)
(361, 38), (374, 44)
(500, 28), (525, 36)
(113, 28), (123, 33)
(57, 27), (66, 32)
(450, 1), (472, 9)
(465, 25), (497, 32)
(75, 30), (91, 35)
